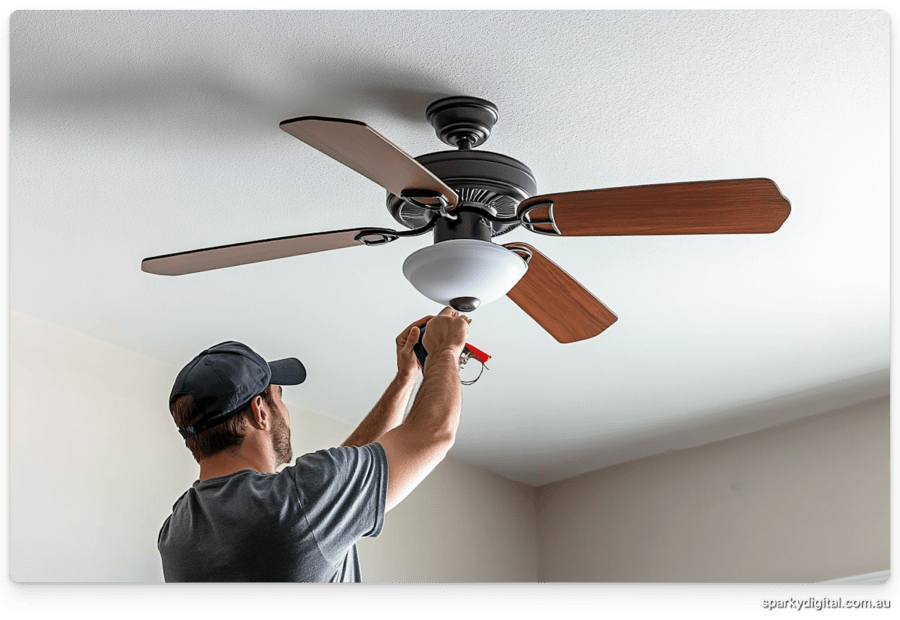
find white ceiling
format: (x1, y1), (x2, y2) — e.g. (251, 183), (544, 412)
(10, 11), (889, 486)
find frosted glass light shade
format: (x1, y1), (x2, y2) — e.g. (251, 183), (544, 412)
(402, 239), (528, 308)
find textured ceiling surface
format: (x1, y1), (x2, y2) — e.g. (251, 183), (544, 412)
(10, 11), (889, 486)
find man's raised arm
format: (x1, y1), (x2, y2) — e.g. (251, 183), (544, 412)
(342, 314), (433, 448)
(376, 307), (470, 511)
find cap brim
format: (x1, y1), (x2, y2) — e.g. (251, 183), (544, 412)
(269, 357), (306, 385)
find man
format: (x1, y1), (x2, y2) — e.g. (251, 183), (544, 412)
(158, 307), (471, 582)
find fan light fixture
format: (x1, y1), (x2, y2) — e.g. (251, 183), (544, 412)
(402, 239), (528, 312)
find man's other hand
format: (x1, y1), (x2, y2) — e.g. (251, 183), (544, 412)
(396, 315), (433, 380)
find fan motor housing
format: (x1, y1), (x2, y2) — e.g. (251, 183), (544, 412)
(386, 149), (537, 237)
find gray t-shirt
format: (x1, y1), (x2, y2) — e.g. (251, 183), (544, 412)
(158, 442), (387, 582)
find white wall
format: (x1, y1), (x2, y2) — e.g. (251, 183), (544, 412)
(535, 396), (890, 582)
(10, 311), (192, 582)
(358, 457), (537, 582)
(9, 311), (536, 582)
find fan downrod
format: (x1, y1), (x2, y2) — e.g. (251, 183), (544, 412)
(426, 96), (500, 149)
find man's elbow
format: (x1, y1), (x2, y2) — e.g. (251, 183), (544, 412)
(410, 427), (455, 468)
(431, 429), (455, 456)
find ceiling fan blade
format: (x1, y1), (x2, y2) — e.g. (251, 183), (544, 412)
(142, 227), (392, 276)
(517, 178), (790, 236)
(280, 116), (459, 208)
(503, 242), (617, 343)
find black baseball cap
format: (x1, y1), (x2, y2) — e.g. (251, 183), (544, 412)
(169, 341), (306, 439)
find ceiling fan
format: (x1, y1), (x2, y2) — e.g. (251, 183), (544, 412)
(142, 96), (791, 343)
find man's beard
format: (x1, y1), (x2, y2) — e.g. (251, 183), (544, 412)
(271, 410), (293, 466)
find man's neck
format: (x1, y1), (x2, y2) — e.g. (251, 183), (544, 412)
(198, 445), (276, 480)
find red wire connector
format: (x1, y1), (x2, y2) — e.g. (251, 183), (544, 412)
(463, 343), (491, 365)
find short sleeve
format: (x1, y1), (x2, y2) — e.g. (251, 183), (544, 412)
(285, 442), (388, 567)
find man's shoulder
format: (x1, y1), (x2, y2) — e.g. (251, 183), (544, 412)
(280, 443), (387, 494)
(288, 443), (386, 470)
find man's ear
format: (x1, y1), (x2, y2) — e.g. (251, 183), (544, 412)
(249, 395), (269, 429)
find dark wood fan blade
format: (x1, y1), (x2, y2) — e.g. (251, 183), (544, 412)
(503, 242), (617, 343)
(517, 178), (790, 236)
(142, 227), (384, 276)
(280, 116), (459, 208)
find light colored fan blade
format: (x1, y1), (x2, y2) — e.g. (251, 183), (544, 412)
(280, 116), (459, 208)
(518, 178), (790, 236)
(142, 227), (378, 276)
(503, 242), (617, 343)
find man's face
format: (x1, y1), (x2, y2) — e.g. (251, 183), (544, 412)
(269, 385), (293, 466)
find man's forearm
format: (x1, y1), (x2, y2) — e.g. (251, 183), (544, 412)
(342, 372), (419, 447)
(401, 350), (462, 442)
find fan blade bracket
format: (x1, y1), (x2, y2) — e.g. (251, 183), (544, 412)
(355, 213), (441, 246)
(399, 188), (451, 210)
(399, 189), (459, 221)
(354, 229), (399, 246)
(519, 200), (561, 236)
(502, 243), (534, 265)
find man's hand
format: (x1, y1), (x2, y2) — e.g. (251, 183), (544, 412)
(422, 307), (472, 360)
(396, 315), (433, 381)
